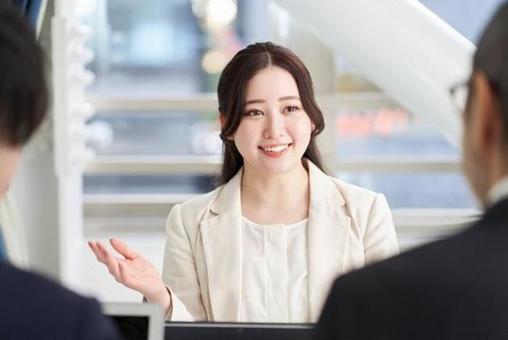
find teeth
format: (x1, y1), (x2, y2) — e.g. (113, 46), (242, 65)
(262, 144), (289, 153)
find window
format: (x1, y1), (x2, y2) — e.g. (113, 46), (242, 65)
(418, 0), (505, 42)
(78, 0), (491, 302)
(81, 0), (481, 245)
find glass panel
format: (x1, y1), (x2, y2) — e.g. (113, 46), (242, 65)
(336, 171), (476, 209)
(81, 0), (269, 96)
(336, 108), (459, 158)
(87, 111), (221, 156)
(84, 174), (216, 194)
(84, 171), (476, 209)
(417, 0), (504, 42)
(80, 0), (473, 212)
(89, 108), (459, 158)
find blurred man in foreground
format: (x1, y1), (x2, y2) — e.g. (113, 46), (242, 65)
(317, 2), (508, 339)
(0, 4), (119, 339)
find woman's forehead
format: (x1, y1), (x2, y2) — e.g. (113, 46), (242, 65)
(245, 66), (300, 101)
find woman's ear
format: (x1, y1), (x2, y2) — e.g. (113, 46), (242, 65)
(219, 113), (234, 141)
(219, 113), (226, 129)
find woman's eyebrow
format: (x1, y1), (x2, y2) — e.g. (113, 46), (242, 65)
(245, 99), (265, 105)
(278, 96), (300, 101)
(245, 96), (300, 105)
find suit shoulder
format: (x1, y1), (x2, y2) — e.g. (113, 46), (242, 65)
(0, 264), (119, 339)
(0, 264), (95, 308)
(333, 228), (476, 290)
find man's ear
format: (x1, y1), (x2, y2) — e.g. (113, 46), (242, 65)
(472, 71), (503, 155)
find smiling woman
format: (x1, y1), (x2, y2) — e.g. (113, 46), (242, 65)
(218, 42), (325, 184)
(89, 42), (399, 323)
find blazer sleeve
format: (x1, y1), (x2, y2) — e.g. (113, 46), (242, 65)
(162, 204), (207, 321)
(363, 193), (399, 264)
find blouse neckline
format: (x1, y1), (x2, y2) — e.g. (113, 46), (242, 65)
(242, 216), (308, 229)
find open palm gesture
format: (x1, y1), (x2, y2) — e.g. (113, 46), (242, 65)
(88, 238), (170, 311)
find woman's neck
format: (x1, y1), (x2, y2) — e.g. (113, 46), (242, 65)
(240, 162), (310, 225)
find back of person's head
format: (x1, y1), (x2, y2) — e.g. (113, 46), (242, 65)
(474, 1), (508, 144)
(217, 42), (326, 184)
(0, 4), (47, 147)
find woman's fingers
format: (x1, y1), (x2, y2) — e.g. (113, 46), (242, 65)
(90, 241), (110, 263)
(117, 259), (145, 291)
(117, 261), (134, 288)
(116, 259), (163, 300)
(88, 241), (107, 263)
(110, 238), (139, 260)
(93, 241), (121, 278)
(88, 239), (157, 294)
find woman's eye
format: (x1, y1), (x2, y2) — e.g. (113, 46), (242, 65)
(284, 105), (300, 113)
(244, 110), (263, 117)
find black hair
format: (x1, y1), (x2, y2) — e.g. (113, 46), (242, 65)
(0, 3), (47, 146)
(473, 1), (508, 141)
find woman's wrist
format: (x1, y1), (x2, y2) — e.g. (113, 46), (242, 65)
(145, 283), (172, 313)
(159, 286), (172, 317)
(163, 287), (172, 317)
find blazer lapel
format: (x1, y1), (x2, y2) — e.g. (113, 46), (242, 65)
(200, 170), (243, 321)
(199, 163), (350, 321)
(306, 161), (351, 321)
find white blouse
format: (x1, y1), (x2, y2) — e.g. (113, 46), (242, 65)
(239, 217), (310, 323)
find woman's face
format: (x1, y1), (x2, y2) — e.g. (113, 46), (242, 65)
(231, 66), (313, 176)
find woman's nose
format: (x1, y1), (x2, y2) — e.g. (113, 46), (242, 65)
(263, 113), (285, 139)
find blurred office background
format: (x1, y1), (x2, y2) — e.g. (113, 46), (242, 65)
(6, 0), (505, 302)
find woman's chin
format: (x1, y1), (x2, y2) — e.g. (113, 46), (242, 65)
(247, 159), (304, 177)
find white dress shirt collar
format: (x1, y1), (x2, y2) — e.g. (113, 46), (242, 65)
(487, 176), (508, 207)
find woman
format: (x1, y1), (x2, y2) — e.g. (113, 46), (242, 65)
(89, 42), (399, 323)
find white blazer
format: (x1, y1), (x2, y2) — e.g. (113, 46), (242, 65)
(162, 161), (399, 322)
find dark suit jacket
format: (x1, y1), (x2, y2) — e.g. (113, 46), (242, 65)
(0, 261), (121, 340)
(317, 198), (508, 340)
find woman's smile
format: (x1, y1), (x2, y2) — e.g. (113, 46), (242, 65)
(258, 143), (293, 157)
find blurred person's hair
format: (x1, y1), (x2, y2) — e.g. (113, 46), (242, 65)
(218, 42), (326, 184)
(473, 1), (508, 144)
(0, 3), (47, 147)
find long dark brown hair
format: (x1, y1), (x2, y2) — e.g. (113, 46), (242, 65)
(218, 42), (326, 184)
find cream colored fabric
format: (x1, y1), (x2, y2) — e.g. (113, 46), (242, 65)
(239, 217), (309, 323)
(162, 160), (399, 322)
(0, 193), (29, 268)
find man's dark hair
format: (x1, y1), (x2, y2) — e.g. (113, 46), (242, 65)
(0, 4), (47, 146)
(474, 1), (508, 141)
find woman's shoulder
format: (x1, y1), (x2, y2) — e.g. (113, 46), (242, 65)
(326, 176), (392, 224)
(165, 186), (224, 233)
(308, 159), (383, 204)
(170, 183), (230, 222)
(329, 176), (385, 204)
(180, 186), (222, 209)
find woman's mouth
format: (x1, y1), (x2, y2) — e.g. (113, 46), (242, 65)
(258, 143), (292, 157)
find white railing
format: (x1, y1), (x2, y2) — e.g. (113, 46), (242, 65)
(89, 92), (399, 112)
(85, 155), (461, 175)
